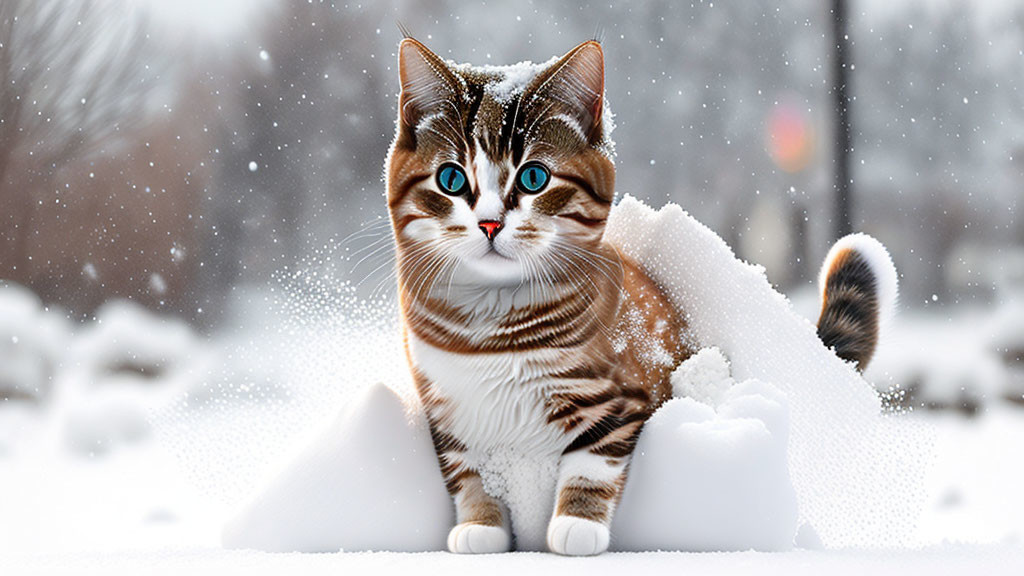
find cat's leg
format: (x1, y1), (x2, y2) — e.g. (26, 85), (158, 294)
(428, 423), (511, 553)
(547, 449), (628, 555)
(446, 469), (512, 554)
(547, 405), (643, 556)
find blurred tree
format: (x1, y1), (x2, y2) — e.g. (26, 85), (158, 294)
(851, 1), (1013, 303)
(0, 0), (206, 317)
(213, 0), (394, 290)
(0, 0), (157, 277)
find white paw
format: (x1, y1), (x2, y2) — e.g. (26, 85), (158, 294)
(547, 516), (610, 556)
(447, 522), (511, 554)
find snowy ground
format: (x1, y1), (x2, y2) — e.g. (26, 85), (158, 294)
(4, 398), (1024, 572)
(3, 295), (1024, 572)
(7, 546), (1024, 576)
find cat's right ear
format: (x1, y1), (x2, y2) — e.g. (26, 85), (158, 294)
(397, 39), (462, 141)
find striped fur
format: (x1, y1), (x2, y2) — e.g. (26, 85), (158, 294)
(816, 233), (898, 371)
(387, 39), (691, 555)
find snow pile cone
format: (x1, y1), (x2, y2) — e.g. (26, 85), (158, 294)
(222, 383), (452, 552)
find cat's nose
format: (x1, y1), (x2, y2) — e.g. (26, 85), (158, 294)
(478, 220), (503, 241)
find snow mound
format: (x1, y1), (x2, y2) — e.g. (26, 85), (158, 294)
(613, 348), (797, 551)
(669, 346), (734, 405)
(222, 382), (452, 552)
(604, 196), (929, 548)
(73, 300), (199, 381)
(222, 359), (796, 554)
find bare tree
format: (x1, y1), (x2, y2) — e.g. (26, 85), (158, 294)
(0, 0), (158, 276)
(211, 0), (393, 288)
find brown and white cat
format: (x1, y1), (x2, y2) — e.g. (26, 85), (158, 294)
(385, 38), (889, 555)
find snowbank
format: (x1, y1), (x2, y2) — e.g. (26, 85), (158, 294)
(604, 196), (928, 548)
(222, 383), (452, 552)
(613, 349), (797, 552)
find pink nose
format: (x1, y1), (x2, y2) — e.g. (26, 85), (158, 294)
(478, 220), (502, 240)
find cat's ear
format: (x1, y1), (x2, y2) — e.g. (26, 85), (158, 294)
(397, 38), (462, 134)
(525, 41), (606, 144)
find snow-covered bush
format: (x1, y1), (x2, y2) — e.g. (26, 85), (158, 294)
(989, 296), (1024, 406)
(72, 300), (199, 383)
(59, 300), (210, 454)
(867, 308), (1018, 416)
(0, 282), (71, 403)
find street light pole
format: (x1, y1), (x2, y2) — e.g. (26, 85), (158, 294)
(832, 0), (854, 238)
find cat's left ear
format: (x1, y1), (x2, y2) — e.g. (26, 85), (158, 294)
(397, 38), (463, 134)
(525, 41), (605, 144)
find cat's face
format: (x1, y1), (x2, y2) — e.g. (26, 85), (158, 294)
(386, 39), (615, 290)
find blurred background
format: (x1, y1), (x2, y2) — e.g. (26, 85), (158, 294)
(1, 0), (1023, 554)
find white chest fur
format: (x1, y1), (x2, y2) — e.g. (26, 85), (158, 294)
(407, 332), (568, 550)
(408, 333), (568, 456)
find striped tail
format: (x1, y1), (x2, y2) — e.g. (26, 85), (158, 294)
(816, 233), (898, 371)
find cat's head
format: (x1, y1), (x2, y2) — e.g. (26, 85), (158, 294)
(386, 39), (615, 290)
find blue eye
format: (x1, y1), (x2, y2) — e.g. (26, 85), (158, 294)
(517, 162), (550, 193)
(436, 163), (468, 196)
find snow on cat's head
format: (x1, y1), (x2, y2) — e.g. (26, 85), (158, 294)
(385, 39), (617, 290)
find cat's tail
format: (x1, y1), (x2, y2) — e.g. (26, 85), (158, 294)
(816, 233), (898, 371)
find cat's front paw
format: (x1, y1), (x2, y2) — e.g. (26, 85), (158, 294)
(546, 516), (610, 556)
(447, 522), (511, 554)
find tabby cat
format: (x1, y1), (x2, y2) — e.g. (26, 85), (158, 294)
(385, 38), (889, 555)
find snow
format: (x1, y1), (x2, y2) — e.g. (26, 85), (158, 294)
(604, 196), (930, 547)
(58, 300), (213, 455)
(1, 269), (1024, 571)
(222, 383), (452, 553)
(453, 57), (559, 105)
(614, 351), (797, 552)
(219, 197), (923, 553)
(5, 546), (1024, 576)
(220, 353), (794, 554)
(0, 282), (71, 403)
(867, 306), (1017, 414)
(1, 202), (1019, 569)
(669, 346), (735, 405)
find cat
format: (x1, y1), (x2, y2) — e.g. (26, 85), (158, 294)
(384, 38), (891, 555)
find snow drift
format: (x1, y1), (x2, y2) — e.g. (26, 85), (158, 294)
(221, 197), (927, 553)
(604, 196), (925, 548)
(222, 383), (452, 552)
